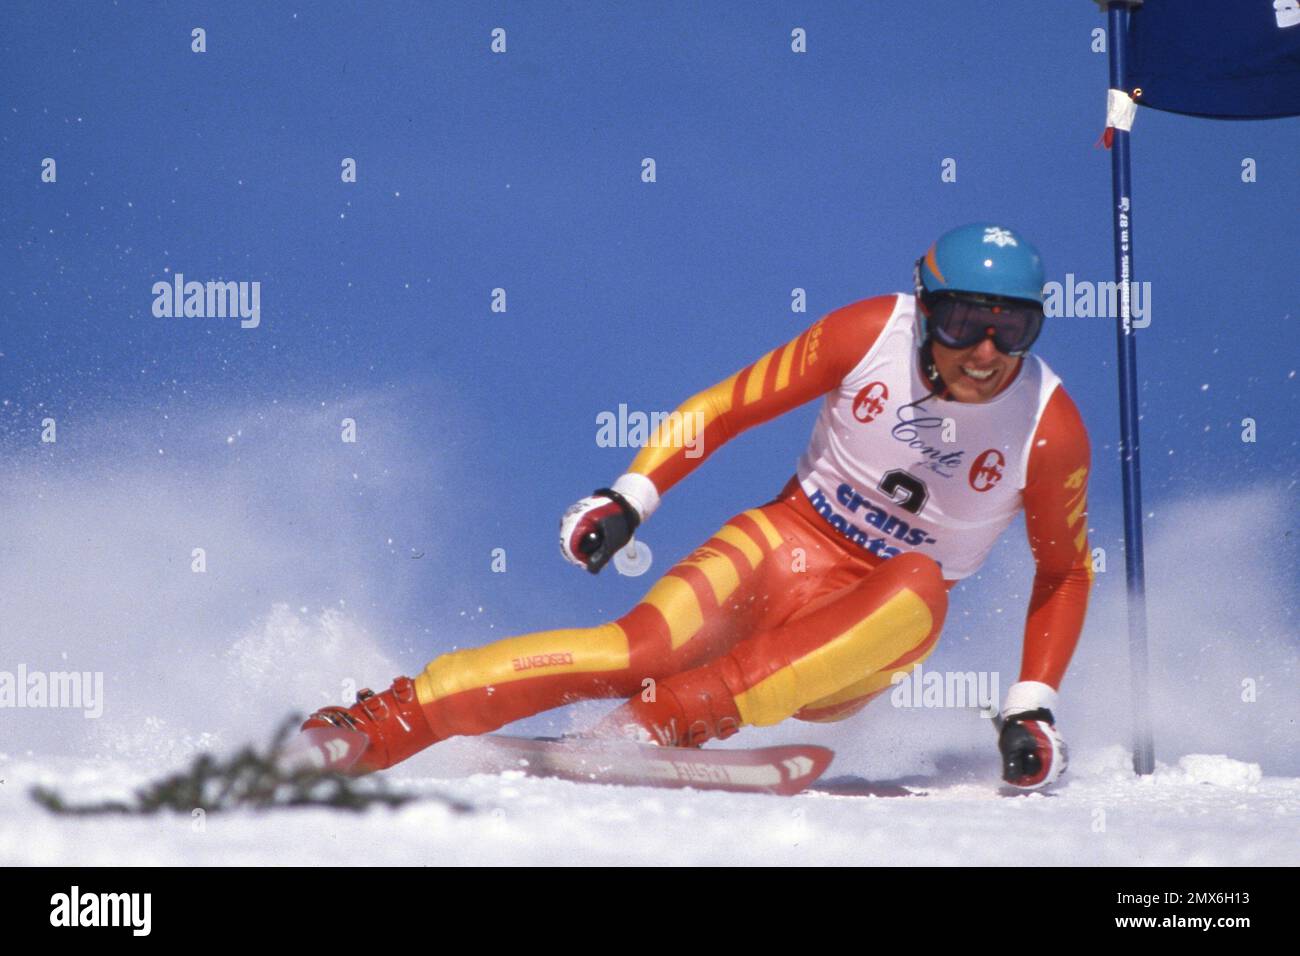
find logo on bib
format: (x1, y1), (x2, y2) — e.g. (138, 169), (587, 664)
(968, 449), (1006, 492)
(890, 402), (966, 477)
(852, 382), (890, 423)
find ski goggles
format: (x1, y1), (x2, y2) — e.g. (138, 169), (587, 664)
(919, 291), (1044, 356)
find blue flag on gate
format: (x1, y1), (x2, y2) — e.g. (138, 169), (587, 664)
(1126, 0), (1300, 118)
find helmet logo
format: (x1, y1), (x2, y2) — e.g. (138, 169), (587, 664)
(968, 449), (1006, 492)
(852, 382), (890, 424)
(982, 227), (1017, 248)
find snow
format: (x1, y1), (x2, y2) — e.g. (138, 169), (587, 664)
(1, 746), (1295, 866)
(1168, 754), (1263, 790)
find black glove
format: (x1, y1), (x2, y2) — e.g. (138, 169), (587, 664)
(558, 487), (641, 574)
(996, 707), (1068, 790)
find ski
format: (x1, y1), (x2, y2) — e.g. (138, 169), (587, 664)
(465, 735), (835, 797)
(279, 725), (372, 774)
(282, 726), (835, 796)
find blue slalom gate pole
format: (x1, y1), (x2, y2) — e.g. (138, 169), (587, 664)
(1106, 1), (1155, 776)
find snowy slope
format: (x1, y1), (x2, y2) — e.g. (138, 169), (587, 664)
(2, 745), (1295, 866)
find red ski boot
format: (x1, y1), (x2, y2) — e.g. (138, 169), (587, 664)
(592, 666), (743, 749)
(301, 676), (439, 775)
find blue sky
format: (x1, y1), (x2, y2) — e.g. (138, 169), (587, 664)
(2, 3), (1296, 732)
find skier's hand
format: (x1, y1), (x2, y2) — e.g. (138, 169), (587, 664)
(559, 488), (641, 575)
(995, 681), (1067, 790)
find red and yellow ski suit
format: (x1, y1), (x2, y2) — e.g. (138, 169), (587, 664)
(412, 294), (1093, 747)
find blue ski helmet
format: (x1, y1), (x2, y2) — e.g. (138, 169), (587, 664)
(915, 223), (1045, 306)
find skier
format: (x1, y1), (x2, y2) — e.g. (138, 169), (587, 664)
(304, 223), (1092, 790)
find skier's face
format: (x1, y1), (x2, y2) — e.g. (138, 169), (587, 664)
(930, 336), (1022, 403)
